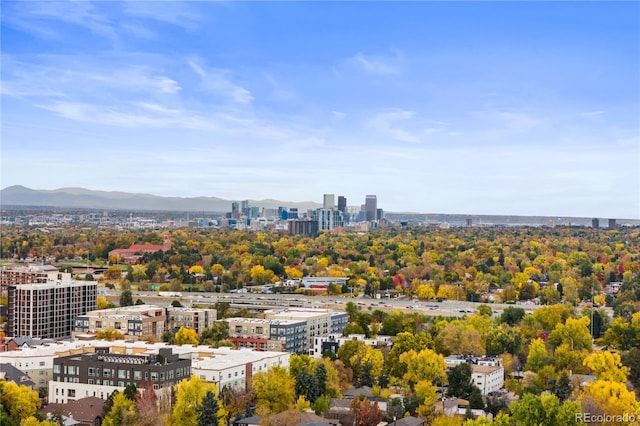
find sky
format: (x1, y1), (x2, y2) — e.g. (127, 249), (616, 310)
(1, 1), (639, 219)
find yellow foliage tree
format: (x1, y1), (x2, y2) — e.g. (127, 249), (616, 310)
(103, 392), (137, 426)
(172, 376), (224, 426)
(97, 296), (110, 310)
(0, 381), (41, 422)
(580, 380), (640, 420)
(252, 366), (295, 415)
(583, 351), (629, 382)
(20, 417), (59, 426)
(174, 327), (199, 346)
(399, 349), (447, 389)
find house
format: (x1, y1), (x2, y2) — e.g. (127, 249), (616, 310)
(391, 417), (426, 426)
(5, 337), (56, 352)
(0, 363), (35, 390)
(41, 396), (104, 426)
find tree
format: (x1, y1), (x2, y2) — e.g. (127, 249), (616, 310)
(582, 351), (629, 382)
(97, 296), (111, 310)
(171, 300), (183, 307)
(485, 324), (523, 356)
(415, 380), (440, 422)
(399, 349), (447, 390)
(103, 392), (137, 426)
(437, 323), (485, 356)
(510, 393), (582, 426)
(526, 338), (552, 371)
(199, 322), (229, 346)
(551, 371), (573, 403)
(17, 417), (57, 426)
(172, 376), (222, 426)
(447, 363), (474, 398)
(197, 391), (221, 426)
(135, 384), (161, 426)
(295, 371), (319, 403)
(548, 316), (592, 351)
(252, 366), (295, 415)
(174, 327), (199, 346)
(315, 363), (327, 397)
(104, 265), (123, 280)
(349, 397), (383, 426)
(119, 289), (134, 307)
(123, 383), (137, 401)
(0, 381), (41, 423)
(580, 380), (639, 420)
(501, 307), (525, 325)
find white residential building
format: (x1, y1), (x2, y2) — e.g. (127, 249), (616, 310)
(472, 365), (504, 395)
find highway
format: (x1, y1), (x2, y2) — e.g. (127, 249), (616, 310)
(102, 289), (544, 317)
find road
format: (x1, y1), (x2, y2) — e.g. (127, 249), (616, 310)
(102, 289), (544, 317)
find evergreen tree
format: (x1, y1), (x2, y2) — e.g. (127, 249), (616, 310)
(551, 371), (572, 402)
(315, 363), (327, 397)
(123, 383), (137, 401)
(197, 391), (220, 426)
(295, 371), (319, 403)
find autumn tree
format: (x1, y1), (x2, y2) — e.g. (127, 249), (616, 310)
(174, 327), (199, 346)
(103, 392), (137, 426)
(0, 381), (41, 423)
(582, 351), (629, 382)
(172, 376), (223, 426)
(399, 349), (447, 390)
(510, 393), (582, 426)
(252, 366), (295, 415)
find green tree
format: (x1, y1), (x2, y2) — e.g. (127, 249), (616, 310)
(295, 371), (319, 403)
(510, 393), (582, 426)
(119, 289), (134, 307)
(526, 338), (552, 371)
(501, 307), (525, 325)
(197, 390), (221, 426)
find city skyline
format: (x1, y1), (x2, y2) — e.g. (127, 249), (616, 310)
(1, 2), (639, 219)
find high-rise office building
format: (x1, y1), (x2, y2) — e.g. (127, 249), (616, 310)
(241, 200), (250, 215)
(592, 218), (600, 229)
(364, 195), (377, 221)
(337, 196), (347, 213)
(7, 277), (97, 339)
(609, 219), (617, 229)
(323, 194), (336, 209)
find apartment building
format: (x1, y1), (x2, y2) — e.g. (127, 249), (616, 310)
(192, 346), (290, 392)
(263, 308), (348, 355)
(49, 347), (190, 404)
(166, 306), (217, 334)
(7, 277), (97, 339)
(312, 333), (394, 358)
(226, 318), (307, 353)
(73, 305), (166, 340)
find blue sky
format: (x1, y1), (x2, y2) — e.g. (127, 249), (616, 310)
(2, 1), (639, 218)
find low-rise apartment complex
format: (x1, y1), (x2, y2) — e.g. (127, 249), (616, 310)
(50, 347), (190, 404)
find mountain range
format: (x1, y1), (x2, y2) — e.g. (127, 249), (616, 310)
(0, 185), (321, 212)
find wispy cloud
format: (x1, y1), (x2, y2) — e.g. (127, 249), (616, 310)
(348, 50), (403, 76)
(367, 109), (450, 144)
(122, 1), (204, 31)
(188, 59), (254, 104)
(580, 110), (606, 118)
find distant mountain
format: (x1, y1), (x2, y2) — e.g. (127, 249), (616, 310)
(0, 186), (321, 212)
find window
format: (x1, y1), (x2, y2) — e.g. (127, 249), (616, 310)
(118, 370), (126, 379)
(134, 371), (142, 380)
(151, 372), (158, 381)
(68, 389), (75, 397)
(53, 365), (60, 373)
(88, 368), (94, 376)
(39, 361), (46, 367)
(118, 381), (124, 387)
(88, 379), (94, 385)
(40, 370), (45, 375)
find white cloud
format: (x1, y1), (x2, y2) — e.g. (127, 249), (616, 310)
(122, 1), (204, 31)
(188, 60), (254, 104)
(580, 110), (606, 118)
(348, 50), (403, 75)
